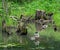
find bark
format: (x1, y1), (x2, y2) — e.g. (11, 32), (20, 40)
(2, 0), (8, 16)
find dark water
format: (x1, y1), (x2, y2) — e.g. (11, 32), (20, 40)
(0, 47), (27, 50)
(0, 47), (53, 50)
(0, 35), (60, 50)
(0, 47), (59, 50)
(0, 27), (60, 50)
(0, 47), (24, 50)
(0, 36), (60, 50)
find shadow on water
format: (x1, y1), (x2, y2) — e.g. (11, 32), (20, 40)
(39, 35), (60, 50)
(0, 35), (60, 50)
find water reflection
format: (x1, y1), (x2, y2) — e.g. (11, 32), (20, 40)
(0, 36), (60, 50)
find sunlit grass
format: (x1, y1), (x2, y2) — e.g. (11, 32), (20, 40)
(5, 0), (60, 26)
(0, 0), (60, 26)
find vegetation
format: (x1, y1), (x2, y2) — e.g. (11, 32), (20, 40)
(0, 0), (60, 50)
(0, 0), (60, 26)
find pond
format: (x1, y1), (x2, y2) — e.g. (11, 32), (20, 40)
(0, 26), (60, 50)
(0, 36), (60, 50)
(0, 46), (59, 50)
(0, 47), (54, 50)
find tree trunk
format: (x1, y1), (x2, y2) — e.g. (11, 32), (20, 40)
(2, 0), (8, 16)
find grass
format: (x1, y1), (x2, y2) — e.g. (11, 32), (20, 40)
(28, 24), (60, 41)
(14, 0), (60, 26)
(0, 0), (60, 26)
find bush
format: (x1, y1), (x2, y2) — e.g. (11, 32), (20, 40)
(9, 0), (33, 3)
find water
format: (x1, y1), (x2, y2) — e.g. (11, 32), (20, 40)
(0, 46), (58, 50)
(0, 34), (60, 50)
(0, 47), (24, 50)
(0, 47), (52, 50)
